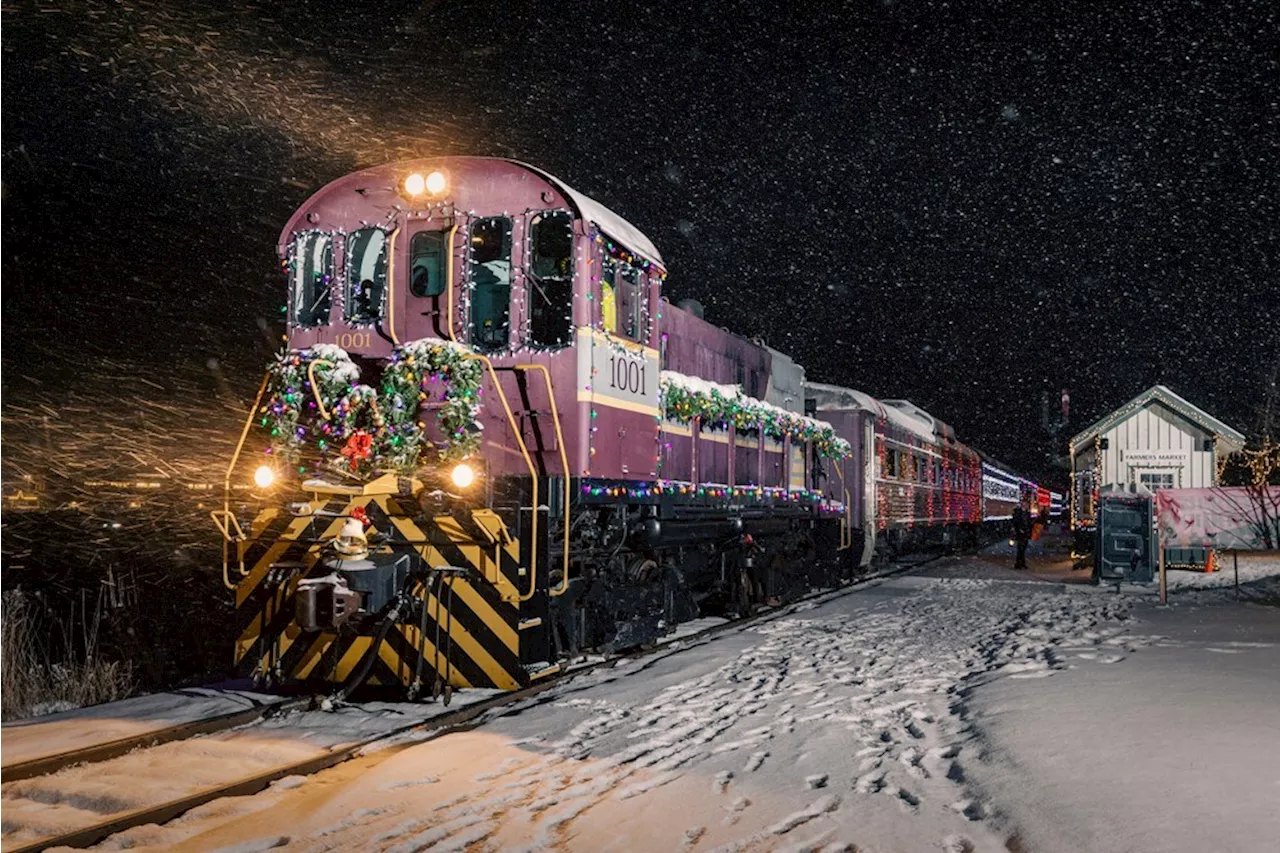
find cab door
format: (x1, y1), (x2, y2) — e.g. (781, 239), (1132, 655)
(404, 222), (454, 341)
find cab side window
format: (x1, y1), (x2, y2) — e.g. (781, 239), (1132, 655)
(600, 258), (619, 334)
(292, 232), (332, 327)
(469, 217), (512, 351)
(617, 264), (647, 343)
(410, 231), (447, 298)
(528, 212), (573, 348)
(346, 227), (388, 322)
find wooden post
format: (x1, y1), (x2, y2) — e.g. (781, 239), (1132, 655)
(1158, 529), (1167, 605)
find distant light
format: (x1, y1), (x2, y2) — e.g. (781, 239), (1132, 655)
(403, 172), (426, 197)
(450, 463), (475, 489)
(254, 465), (276, 489)
(425, 170), (448, 195)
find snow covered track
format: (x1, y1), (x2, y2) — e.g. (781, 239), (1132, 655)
(1, 692), (304, 784)
(0, 561), (929, 852)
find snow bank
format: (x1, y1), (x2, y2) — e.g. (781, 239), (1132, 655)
(1164, 550), (1280, 597)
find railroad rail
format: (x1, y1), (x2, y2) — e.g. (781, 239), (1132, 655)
(5, 556), (939, 853)
(1, 696), (312, 783)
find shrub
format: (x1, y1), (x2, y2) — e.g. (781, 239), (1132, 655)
(2, 588), (136, 720)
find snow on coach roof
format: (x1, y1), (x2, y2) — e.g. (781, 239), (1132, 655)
(804, 383), (938, 443)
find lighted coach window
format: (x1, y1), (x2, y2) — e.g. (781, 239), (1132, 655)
(528, 212), (573, 348)
(292, 232), (332, 327)
(469, 217), (512, 351)
(410, 231), (447, 298)
(345, 227), (388, 323)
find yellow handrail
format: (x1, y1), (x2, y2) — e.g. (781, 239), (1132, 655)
(306, 356), (381, 436)
(218, 370), (272, 589)
(307, 359), (334, 420)
(465, 353), (540, 601)
(832, 459), (852, 551)
(514, 364), (572, 597)
(385, 227), (401, 344)
(445, 221), (460, 343)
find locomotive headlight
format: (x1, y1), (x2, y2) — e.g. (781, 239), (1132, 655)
(450, 462), (476, 489)
(403, 172), (427, 197)
(425, 170), (448, 195)
(253, 464), (277, 489)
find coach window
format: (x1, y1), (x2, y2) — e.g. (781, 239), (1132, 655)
(528, 212), (573, 348)
(292, 232), (332, 327)
(885, 450), (898, 479)
(469, 216), (513, 351)
(618, 264), (647, 342)
(410, 231), (447, 298)
(346, 227), (388, 323)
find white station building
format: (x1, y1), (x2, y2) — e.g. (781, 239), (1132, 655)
(1069, 384), (1245, 529)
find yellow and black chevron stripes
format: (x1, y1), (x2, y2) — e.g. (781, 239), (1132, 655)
(233, 493), (532, 691)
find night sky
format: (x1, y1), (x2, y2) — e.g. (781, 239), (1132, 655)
(4, 0), (1279, 491)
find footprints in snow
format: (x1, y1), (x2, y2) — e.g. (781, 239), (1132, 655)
(316, 582), (1135, 852)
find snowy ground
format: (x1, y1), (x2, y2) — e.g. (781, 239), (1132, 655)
(11, 551), (1276, 852)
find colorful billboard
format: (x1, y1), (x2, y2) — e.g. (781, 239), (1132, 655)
(1154, 487), (1280, 551)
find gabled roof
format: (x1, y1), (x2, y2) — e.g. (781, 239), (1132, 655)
(1069, 385), (1246, 450)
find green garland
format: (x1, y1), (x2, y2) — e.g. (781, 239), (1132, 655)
(660, 370), (852, 459)
(261, 339), (485, 478)
(261, 345), (366, 465)
(379, 339), (485, 465)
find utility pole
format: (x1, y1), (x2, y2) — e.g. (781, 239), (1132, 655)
(1042, 388), (1071, 471)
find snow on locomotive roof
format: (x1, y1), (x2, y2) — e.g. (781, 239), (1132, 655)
(510, 160), (665, 268)
(281, 157), (665, 269)
(803, 383), (937, 444)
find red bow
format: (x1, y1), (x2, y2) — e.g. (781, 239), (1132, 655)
(349, 505), (370, 526)
(341, 430), (373, 471)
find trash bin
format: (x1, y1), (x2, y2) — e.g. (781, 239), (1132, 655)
(1095, 490), (1154, 583)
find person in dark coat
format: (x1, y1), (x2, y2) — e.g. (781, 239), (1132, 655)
(1012, 498), (1034, 570)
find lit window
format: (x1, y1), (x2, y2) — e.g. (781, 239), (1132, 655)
(292, 233), (332, 327)
(600, 258), (618, 334)
(410, 231), (446, 298)
(469, 217), (512, 351)
(528, 212), (573, 348)
(1139, 472), (1175, 492)
(345, 228), (388, 322)
(618, 264), (647, 343)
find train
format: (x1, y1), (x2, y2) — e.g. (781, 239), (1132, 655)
(214, 157), (1062, 700)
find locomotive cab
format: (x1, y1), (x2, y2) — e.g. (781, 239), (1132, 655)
(277, 157), (664, 489)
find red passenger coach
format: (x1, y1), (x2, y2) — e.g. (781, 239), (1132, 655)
(217, 158), (856, 697)
(807, 385), (984, 562)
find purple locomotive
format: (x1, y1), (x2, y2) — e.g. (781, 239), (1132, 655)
(216, 157), (1060, 697)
